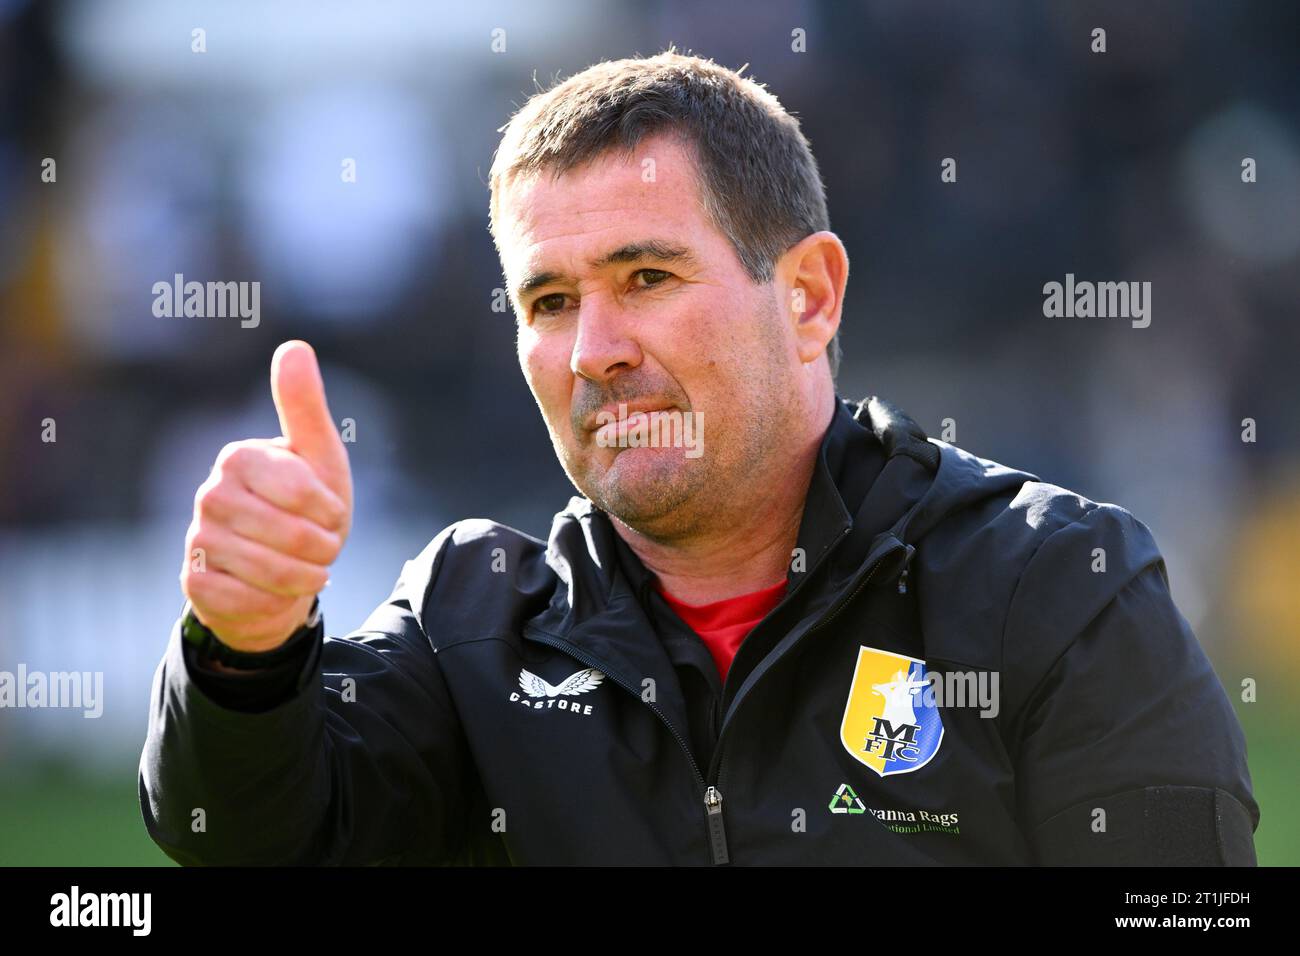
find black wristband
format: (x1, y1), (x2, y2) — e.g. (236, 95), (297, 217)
(181, 599), (322, 670)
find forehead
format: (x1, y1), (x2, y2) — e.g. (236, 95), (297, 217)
(497, 135), (723, 279)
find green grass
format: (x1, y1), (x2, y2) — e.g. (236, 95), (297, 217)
(1236, 703), (1300, 867)
(0, 760), (175, 866)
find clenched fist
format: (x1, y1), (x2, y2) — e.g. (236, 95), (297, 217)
(181, 341), (353, 653)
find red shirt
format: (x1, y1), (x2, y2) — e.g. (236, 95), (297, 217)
(655, 578), (789, 683)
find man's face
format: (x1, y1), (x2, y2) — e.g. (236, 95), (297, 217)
(497, 134), (799, 538)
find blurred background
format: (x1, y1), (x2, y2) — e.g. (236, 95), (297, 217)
(0, 0), (1296, 865)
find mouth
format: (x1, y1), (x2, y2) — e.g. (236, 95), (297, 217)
(586, 401), (678, 448)
(584, 401), (677, 434)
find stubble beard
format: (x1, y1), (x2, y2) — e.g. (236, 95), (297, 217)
(560, 300), (795, 543)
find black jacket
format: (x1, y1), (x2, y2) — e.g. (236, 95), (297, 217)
(138, 396), (1259, 865)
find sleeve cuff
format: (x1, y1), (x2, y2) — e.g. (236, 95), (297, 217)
(179, 602), (322, 713)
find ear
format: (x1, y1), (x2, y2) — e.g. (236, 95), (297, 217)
(777, 231), (849, 365)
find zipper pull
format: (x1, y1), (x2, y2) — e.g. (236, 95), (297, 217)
(704, 786), (730, 865)
(897, 543), (917, 594)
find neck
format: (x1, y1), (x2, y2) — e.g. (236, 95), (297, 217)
(612, 391), (835, 605)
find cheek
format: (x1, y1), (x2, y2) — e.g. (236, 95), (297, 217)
(519, 330), (573, 413)
(666, 297), (738, 374)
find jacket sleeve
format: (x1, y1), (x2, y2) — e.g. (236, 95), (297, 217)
(138, 536), (476, 865)
(183, 614), (318, 712)
(1002, 505), (1260, 865)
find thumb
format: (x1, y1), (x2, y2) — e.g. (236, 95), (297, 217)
(270, 340), (351, 497)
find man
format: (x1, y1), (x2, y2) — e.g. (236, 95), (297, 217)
(139, 50), (1258, 865)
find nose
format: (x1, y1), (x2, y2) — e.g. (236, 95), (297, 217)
(569, 297), (642, 383)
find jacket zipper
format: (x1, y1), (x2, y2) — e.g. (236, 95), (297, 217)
(704, 785), (727, 864)
(519, 628), (726, 863)
(706, 537), (911, 863)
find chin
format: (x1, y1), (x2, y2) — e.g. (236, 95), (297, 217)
(585, 448), (703, 528)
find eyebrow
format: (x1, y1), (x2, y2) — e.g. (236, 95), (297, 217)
(514, 239), (699, 301)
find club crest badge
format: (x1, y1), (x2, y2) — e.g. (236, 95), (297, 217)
(839, 645), (944, 777)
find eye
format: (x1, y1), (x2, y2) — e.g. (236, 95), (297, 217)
(532, 292), (571, 316)
(633, 268), (672, 288)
